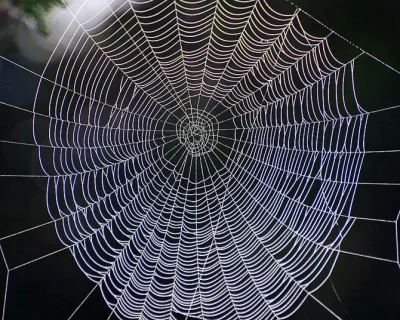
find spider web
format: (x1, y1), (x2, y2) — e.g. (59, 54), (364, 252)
(0, 0), (399, 320)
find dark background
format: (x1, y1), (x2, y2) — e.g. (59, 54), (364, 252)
(1, 0), (400, 319)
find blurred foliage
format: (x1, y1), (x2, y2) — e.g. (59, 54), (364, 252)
(0, 0), (64, 35)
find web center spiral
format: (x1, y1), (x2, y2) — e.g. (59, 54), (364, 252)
(176, 110), (219, 157)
